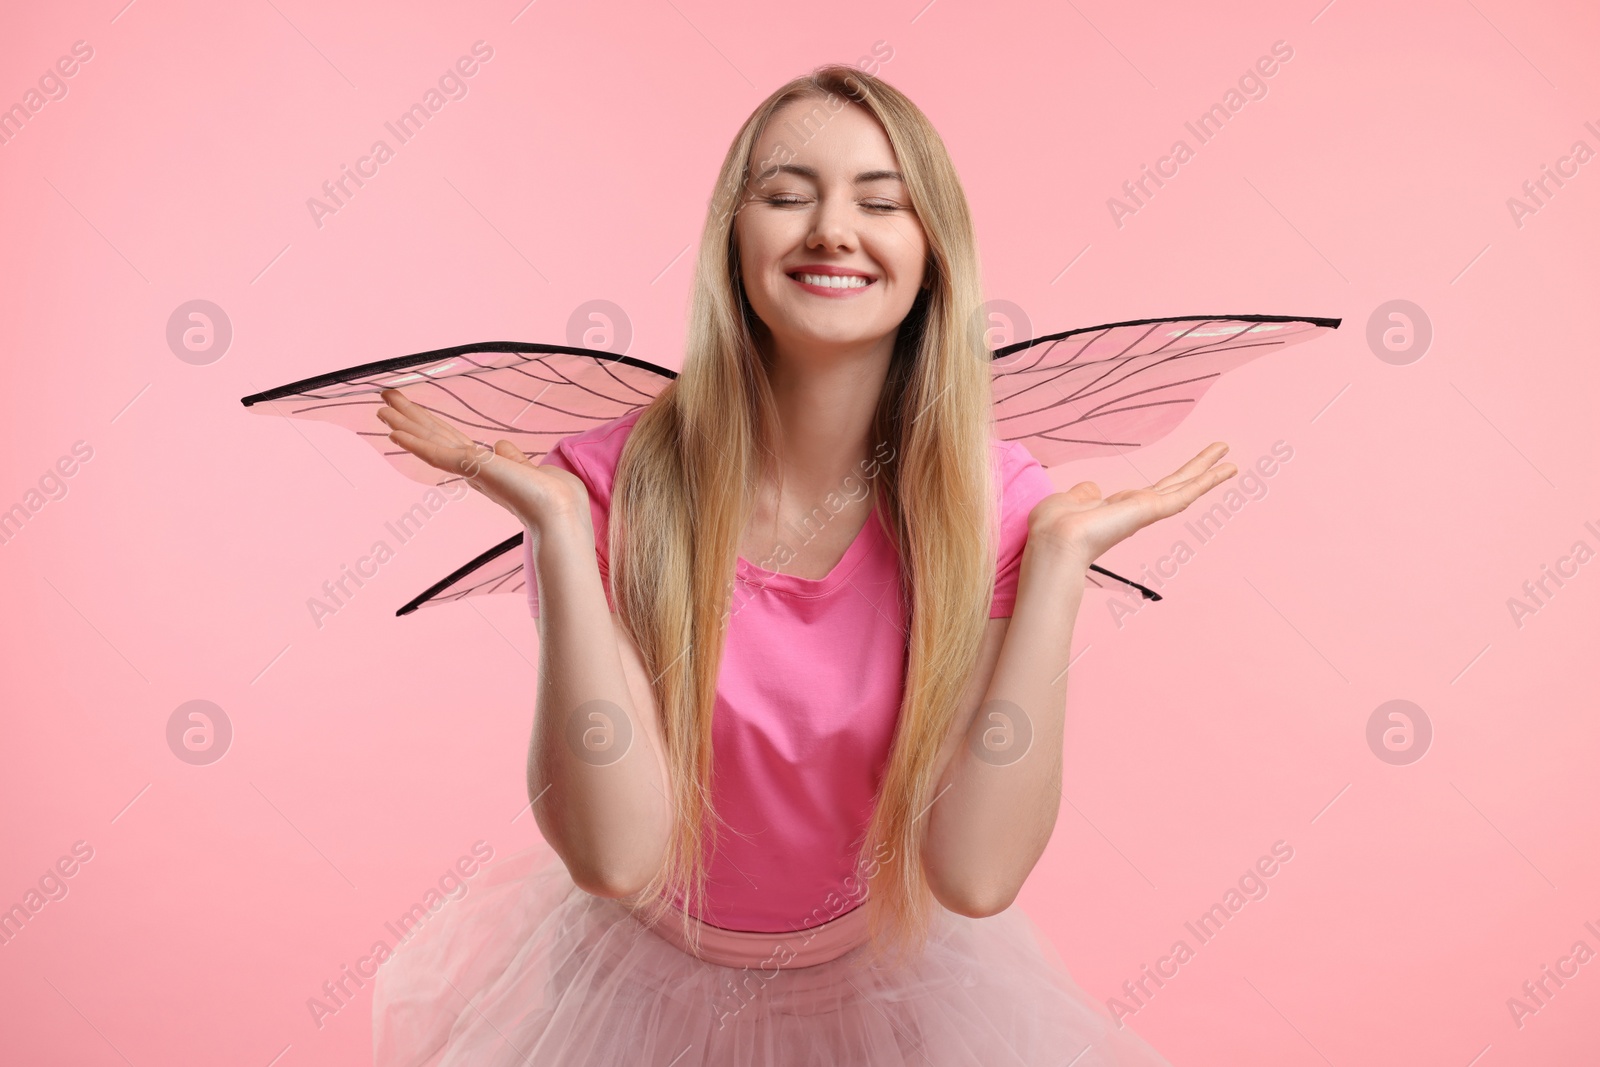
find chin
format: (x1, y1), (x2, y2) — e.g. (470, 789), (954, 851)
(787, 324), (885, 349)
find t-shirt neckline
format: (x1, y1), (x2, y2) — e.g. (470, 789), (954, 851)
(734, 503), (882, 598)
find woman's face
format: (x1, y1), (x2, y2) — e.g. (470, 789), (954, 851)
(734, 97), (929, 362)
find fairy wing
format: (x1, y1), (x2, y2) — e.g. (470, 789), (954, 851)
(990, 313), (1341, 466)
(240, 341), (674, 616)
(239, 341), (676, 487)
(392, 531), (525, 617)
(990, 312), (1341, 601)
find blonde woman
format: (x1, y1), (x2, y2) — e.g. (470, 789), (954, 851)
(369, 64), (1223, 1066)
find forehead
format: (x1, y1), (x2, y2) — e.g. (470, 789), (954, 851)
(748, 96), (901, 182)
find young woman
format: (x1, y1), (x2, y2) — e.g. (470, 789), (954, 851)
(369, 64), (1229, 1066)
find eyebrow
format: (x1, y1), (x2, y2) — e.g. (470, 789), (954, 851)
(764, 163), (905, 184)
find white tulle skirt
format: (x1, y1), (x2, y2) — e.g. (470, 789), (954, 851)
(372, 839), (1174, 1066)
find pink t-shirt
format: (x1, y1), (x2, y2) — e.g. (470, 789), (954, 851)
(521, 407), (1057, 932)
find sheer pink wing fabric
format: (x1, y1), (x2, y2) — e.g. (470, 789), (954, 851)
(990, 314), (1340, 465)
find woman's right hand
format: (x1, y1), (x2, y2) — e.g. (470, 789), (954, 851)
(375, 387), (592, 535)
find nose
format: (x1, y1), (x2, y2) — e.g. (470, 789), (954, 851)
(805, 189), (858, 253)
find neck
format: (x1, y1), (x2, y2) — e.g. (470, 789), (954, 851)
(759, 331), (894, 507)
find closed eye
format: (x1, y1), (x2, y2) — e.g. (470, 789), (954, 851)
(765, 195), (903, 212)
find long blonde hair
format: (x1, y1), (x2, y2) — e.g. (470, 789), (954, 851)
(612, 63), (999, 963)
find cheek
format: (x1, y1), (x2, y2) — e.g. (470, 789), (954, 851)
(733, 240), (766, 293)
(880, 235), (927, 285)
(735, 221), (776, 275)
(743, 253), (778, 302)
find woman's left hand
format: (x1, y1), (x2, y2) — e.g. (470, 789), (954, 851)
(1026, 442), (1239, 566)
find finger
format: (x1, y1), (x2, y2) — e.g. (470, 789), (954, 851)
(1150, 442), (1230, 491)
(1103, 460), (1225, 505)
(381, 407), (481, 462)
(494, 438), (533, 464)
(376, 390), (448, 440)
(1148, 443), (1228, 491)
(1102, 464), (1234, 524)
(1153, 462), (1237, 505)
(378, 389), (476, 450)
(388, 427), (494, 479)
(377, 389), (456, 441)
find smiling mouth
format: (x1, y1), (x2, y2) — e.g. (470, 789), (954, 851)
(787, 271), (876, 294)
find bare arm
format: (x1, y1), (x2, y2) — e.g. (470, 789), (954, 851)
(374, 387), (671, 898)
(920, 546), (1084, 917)
(921, 442), (1238, 916)
(525, 516), (673, 899)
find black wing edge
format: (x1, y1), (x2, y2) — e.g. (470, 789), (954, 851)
(240, 340), (680, 408)
(1090, 564), (1162, 602)
(396, 530), (525, 616)
(991, 312), (1342, 361)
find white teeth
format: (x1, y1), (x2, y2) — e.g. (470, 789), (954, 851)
(794, 273), (870, 289)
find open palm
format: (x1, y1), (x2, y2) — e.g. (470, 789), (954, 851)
(374, 387), (591, 532)
(1027, 443), (1239, 566)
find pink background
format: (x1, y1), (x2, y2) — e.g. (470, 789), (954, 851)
(2, 0), (1597, 1063)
